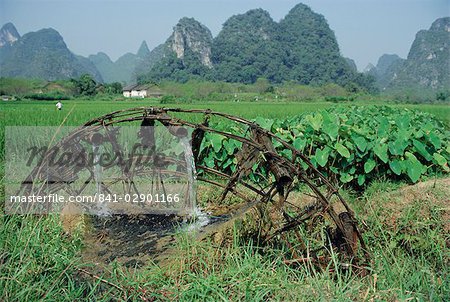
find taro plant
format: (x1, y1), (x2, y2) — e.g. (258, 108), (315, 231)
(198, 106), (449, 187)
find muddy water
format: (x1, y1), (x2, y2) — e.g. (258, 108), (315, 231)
(79, 134), (213, 268)
(80, 211), (229, 268)
(63, 186), (316, 269)
(81, 214), (179, 268)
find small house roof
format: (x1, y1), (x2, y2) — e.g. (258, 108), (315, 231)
(123, 83), (164, 94)
(123, 84), (139, 92)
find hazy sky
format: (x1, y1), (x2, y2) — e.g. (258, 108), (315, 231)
(1, 0), (449, 70)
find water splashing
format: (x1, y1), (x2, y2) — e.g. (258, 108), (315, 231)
(180, 136), (197, 212)
(92, 143), (110, 216)
(180, 136), (210, 230)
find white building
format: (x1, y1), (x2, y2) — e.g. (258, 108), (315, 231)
(122, 84), (164, 98)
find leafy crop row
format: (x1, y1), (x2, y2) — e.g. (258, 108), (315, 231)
(198, 106), (449, 187)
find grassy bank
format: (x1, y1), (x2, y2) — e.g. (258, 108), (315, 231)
(1, 179), (448, 301)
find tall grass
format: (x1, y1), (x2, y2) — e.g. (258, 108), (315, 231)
(1, 179), (448, 301)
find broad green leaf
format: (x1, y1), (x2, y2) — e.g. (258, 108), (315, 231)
(422, 123), (434, 134)
(354, 136), (368, 152)
(373, 144), (389, 163)
(292, 128), (301, 136)
(414, 129), (424, 139)
(433, 152), (447, 166)
(222, 158), (233, 169)
(204, 154), (215, 168)
(340, 173), (354, 183)
(429, 132), (441, 149)
(412, 139), (432, 161)
(315, 147), (330, 167)
(405, 152), (424, 183)
(210, 134), (224, 153)
(377, 117), (390, 137)
(230, 159), (237, 173)
(388, 138), (408, 156)
(321, 111), (339, 141)
(275, 131), (289, 142)
(300, 161), (309, 171)
(396, 128), (413, 141)
(273, 140), (283, 148)
(214, 149), (227, 161)
(389, 159), (403, 175)
(281, 149), (293, 160)
(293, 138), (306, 151)
(357, 174), (366, 186)
(364, 158), (376, 173)
(335, 142), (350, 158)
(255, 117), (273, 131)
(223, 139), (236, 155)
(310, 157), (318, 168)
(199, 139), (209, 153)
(322, 120), (339, 140)
(306, 114), (323, 131)
(349, 166), (356, 174)
(396, 114), (410, 129)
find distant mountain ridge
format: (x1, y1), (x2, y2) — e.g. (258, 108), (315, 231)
(390, 17), (450, 91)
(0, 22), (20, 47)
(366, 17), (449, 93)
(169, 17), (213, 68)
(365, 54), (405, 90)
(88, 41), (153, 84)
(0, 23), (102, 82)
(141, 3), (371, 89)
(2, 9), (448, 92)
(139, 17), (214, 83)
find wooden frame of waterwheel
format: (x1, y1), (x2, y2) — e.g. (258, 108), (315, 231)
(18, 107), (369, 271)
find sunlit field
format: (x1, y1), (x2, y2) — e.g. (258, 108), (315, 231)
(1, 98), (449, 301)
(1, 99), (449, 127)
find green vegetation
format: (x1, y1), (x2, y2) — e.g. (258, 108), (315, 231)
(72, 74), (97, 96)
(0, 82), (449, 301)
(0, 77), (47, 95)
(156, 80), (356, 102)
(24, 91), (72, 101)
(1, 179), (448, 301)
(142, 17), (213, 83)
(0, 76), (122, 99)
(198, 106), (450, 188)
(1, 10), (448, 101)
(139, 14), (448, 100)
(0, 27), (102, 82)
(211, 9), (282, 83)
(140, 5), (375, 93)
(390, 17), (450, 92)
(0, 6), (448, 301)
(369, 18), (450, 101)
